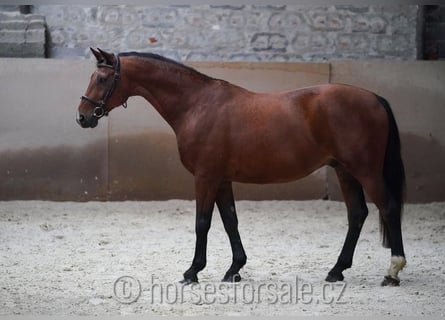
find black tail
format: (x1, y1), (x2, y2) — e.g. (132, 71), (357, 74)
(376, 95), (406, 248)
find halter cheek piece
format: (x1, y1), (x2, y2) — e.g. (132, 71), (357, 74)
(81, 53), (127, 119)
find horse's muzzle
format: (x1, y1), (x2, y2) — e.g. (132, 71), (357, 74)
(76, 112), (98, 128)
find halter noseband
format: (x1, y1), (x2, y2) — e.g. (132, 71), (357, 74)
(81, 53), (127, 119)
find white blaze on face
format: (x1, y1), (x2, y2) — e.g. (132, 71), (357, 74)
(387, 255), (407, 280)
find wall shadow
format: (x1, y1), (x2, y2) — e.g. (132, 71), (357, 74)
(0, 131), (325, 201)
(0, 143), (108, 201)
(1, 131), (443, 202)
(107, 131), (326, 200)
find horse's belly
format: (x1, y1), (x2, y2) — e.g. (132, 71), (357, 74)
(231, 170), (316, 184)
(227, 149), (326, 184)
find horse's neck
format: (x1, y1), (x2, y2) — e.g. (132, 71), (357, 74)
(123, 57), (216, 132)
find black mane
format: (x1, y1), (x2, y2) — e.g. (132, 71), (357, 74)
(118, 51), (212, 80)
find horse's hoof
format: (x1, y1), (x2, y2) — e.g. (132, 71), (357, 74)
(179, 276), (198, 285)
(325, 272), (344, 282)
(381, 275), (400, 287)
(179, 278), (197, 285)
(222, 273), (241, 283)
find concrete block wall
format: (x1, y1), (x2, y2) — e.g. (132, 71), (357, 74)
(33, 5), (420, 61)
(0, 11), (46, 58)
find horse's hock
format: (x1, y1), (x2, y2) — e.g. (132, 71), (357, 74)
(0, 11), (46, 58)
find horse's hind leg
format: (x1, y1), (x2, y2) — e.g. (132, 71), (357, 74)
(358, 176), (406, 286)
(326, 166), (368, 282)
(215, 181), (247, 282)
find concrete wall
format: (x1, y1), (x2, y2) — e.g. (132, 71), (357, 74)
(33, 5), (421, 61)
(0, 60), (108, 200)
(0, 59), (444, 202)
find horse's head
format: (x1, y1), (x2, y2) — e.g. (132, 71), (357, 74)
(77, 48), (128, 128)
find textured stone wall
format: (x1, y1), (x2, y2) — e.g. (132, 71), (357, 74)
(34, 5), (420, 61)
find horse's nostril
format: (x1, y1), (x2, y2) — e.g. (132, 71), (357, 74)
(76, 112), (86, 126)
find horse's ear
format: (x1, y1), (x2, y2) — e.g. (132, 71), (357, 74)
(90, 47), (104, 63)
(97, 48), (116, 66)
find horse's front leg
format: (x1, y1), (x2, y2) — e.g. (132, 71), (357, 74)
(180, 176), (219, 284)
(215, 181), (247, 282)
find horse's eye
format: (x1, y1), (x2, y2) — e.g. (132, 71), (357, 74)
(98, 76), (107, 84)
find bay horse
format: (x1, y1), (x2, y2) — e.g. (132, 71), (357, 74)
(77, 48), (406, 286)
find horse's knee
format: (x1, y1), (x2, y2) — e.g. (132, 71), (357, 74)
(357, 205), (368, 223)
(195, 216), (211, 235)
(349, 205), (368, 229)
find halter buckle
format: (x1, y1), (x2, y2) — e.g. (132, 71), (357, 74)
(93, 106), (107, 118)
